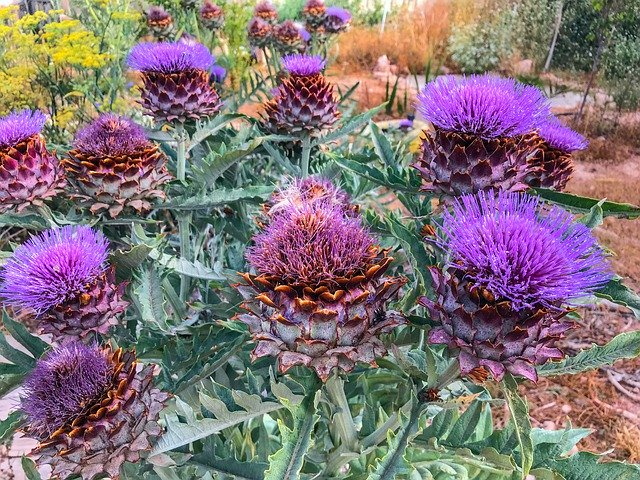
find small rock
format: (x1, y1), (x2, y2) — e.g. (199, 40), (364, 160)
(561, 404), (572, 414)
(543, 420), (556, 430)
(373, 55), (392, 74)
(513, 59), (534, 75)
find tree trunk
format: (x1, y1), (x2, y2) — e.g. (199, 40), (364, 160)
(544, 0), (565, 72)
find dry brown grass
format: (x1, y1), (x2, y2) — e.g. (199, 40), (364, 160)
(333, 0), (452, 74)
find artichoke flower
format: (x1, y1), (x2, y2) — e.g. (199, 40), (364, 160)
(248, 17), (273, 48)
(302, 0), (326, 32)
(421, 191), (611, 382)
(262, 54), (339, 136)
(525, 116), (588, 190)
(413, 74), (550, 199)
(21, 342), (168, 480)
(273, 20), (309, 55)
(0, 110), (64, 213)
(323, 6), (351, 33)
(128, 41), (221, 124)
(236, 182), (406, 381)
(254, 1), (278, 24)
(146, 5), (173, 40)
(63, 114), (171, 218)
(200, 0), (225, 31)
(0, 226), (128, 342)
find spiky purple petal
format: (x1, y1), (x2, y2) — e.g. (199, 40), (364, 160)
(416, 74), (550, 139)
(440, 191), (611, 310)
(325, 6), (351, 22)
(538, 117), (588, 152)
(0, 110), (46, 148)
(210, 64), (227, 83)
(282, 54), (325, 76)
(127, 41), (214, 73)
(73, 114), (151, 157)
(247, 200), (374, 285)
(0, 226), (109, 314)
(21, 342), (113, 438)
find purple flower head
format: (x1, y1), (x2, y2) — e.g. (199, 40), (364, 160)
(399, 117), (414, 129)
(270, 176), (351, 215)
(0, 110), (46, 148)
(538, 116), (588, 152)
(247, 200), (375, 285)
(325, 6), (351, 23)
(73, 114), (151, 157)
(146, 5), (171, 21)
(0, 226), (109, 315)
(210, 64), (227, 83)
(440, 191), (611, 310)
(127, 41), (214, 74)
(281, 54), (325, 76)
(299, 27), (311, 42)
(21, 342), (113, 438)
(254, 1), (277, 17)
(416, 74), (550, 139)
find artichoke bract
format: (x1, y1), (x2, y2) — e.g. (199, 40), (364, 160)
(146, 5), (173, 40)
(0, 226), (128, 342)
(254, 0), (278, 24)
(421, 192), (611, 382)
(0, 110), (64, 214)
(413, 74), (550, 199)
(303, 0), (326, 32)
(63, 114), (171, 218)
(21, 342), (168, 480)
(323, 6), (351, 33)
(236, 182), (406, 381)
(200, 0), (224, 31)
(273, 20), (309, 55)
(525, 116), (588, 190)
(262, 54), (339, 136)
(127, 41), (221, 124)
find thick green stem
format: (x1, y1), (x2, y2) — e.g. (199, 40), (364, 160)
(432, 360), (461, 390)
(174, 124), (191, 302)
(300, 134), (311, 178)
(325, 374), (358, 451)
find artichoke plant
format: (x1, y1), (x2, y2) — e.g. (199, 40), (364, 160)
(127, 41), (221, 124)
(421, 191), (611, 381)
(63, 114), (171, 218)
(236, 181), (406, 381)
(0, 226), (128, 341)
(247, 17), (273, 48)
(21, 342), (168, 480)
(273, 20), (309, 55)
(525, 116), (589, 190)
(302, 0), (326, 32)
(323, 6), (351, 33)
(262, 54), (339, 135)
(253, 0), (278, 24)
(413, 74), (550, 199)
(0, 110), (64, 213)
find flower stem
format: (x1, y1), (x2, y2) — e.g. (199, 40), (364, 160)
(300, 133), (311, 178)
(433, 360), (461, 390)
(174, 124), (191, 303)
(325, 373), (358, 451)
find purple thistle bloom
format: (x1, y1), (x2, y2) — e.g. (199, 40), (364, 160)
(21, 342), (113, 438)
(269, 176), (351, 216)
(399, 117), (414, 129)
(440, 191), (611, 311)
(282, 54), (325, 76)
(247, 200), (375, 286)
(146, 5), (171, 22)
(127, 41), (214, 74)
(299, 27), (311, 42)
(538, 116), (588, 152)
(416, 74), (550, 139)
(325, 6), (351, 22)
(73, 114), (151, 157)
(0, 226), (109, 315)
(210, 64), (227, 83)
(0, 110), (46, 148)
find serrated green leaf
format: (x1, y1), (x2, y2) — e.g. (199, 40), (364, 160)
(135, 266), (169, 331)
(0, 212), (49, 230)
(445, 400), (484, 446)
(537, 330), (640, 376)
(502, 374), (533, 479)
(187, 113), (246, 152)
(317, 104), (385, 145)
(578, 200), (604, 229)
(109, 244), (153, 280)
(0, 410), (23, 444)
(540, 451), (640, 480)
(163, 186), (274, 210)
(1, 311), (48, 359)
(264, 389), (320, 480)
(197, 138), (263, 184)
(534, 189), (640, 219)
(369, 121), (396, 166)
(595, 278), (640, 318)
